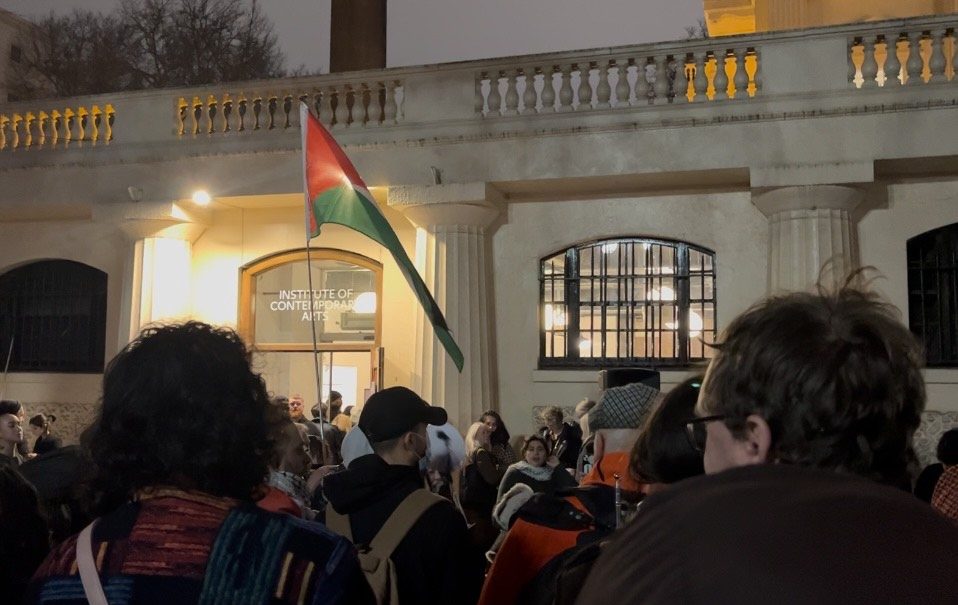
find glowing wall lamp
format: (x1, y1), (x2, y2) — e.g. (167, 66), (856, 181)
(192, 190), (212, 206)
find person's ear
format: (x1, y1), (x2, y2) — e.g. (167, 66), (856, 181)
(742, 414), (773, 464)
(593, 431), (606, 465)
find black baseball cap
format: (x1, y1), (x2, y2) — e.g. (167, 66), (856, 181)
(358, 386), (447, 444)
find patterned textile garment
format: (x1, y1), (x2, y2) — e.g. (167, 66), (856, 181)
(25, 489), (371, 605)
(931, 464), (958, 522)
(490, 442), (518, 467)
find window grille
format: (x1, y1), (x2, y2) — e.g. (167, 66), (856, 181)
(0, 260), (108, 373)
(907, 223), (958, 367)
(540, 238), (716, 368)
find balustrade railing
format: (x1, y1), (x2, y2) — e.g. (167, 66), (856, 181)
(176, 79), (404, 137)
(0, 103), (115, 151)
(476, 44), (759, 118)
(849, 26), (956, 88)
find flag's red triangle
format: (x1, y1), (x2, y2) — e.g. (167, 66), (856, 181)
(304, 110), (368, 200)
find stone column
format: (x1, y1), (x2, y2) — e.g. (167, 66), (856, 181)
(753, 185), (863, 293)
(388, 183), (501, 430)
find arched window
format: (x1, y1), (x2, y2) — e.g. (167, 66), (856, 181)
(0, 260), (108, 372)
(540, 237), (716, 368)
(908, 222), (958, 367)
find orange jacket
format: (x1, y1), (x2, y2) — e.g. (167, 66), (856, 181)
(478, 453), (642, 605)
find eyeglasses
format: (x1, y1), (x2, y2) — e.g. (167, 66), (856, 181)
(685, 414), (727, 453)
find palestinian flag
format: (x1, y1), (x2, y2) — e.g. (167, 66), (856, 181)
(300, 103), (464, 372)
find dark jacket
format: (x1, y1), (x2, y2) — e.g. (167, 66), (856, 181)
(576, 464), (958, 605)
(539, 423), (582, 469)
(323, 454), (484, 605)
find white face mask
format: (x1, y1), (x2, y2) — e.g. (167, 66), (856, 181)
(410, 431), (431, 471)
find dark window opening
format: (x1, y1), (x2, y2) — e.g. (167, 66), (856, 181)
(540, 237), (717, 369)
(908, 222), (958, 367)
(10, 44), (22, 64)
(0, 260), (108, 373)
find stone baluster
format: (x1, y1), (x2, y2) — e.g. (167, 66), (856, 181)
(944, 28), (956, 81)
(612, 60), (629, 107)
(0, 115), (8, 150)
(64, 108), (75, 145)
(694, 51), (709, 101)
(929, 29), (948, 82)
(666, 55), (678, 103)
(502, 70), (520, 116)
(643, 58), (658, 104)
(878, 35), (896, 87)
(90, 106), (101, 144)
(394, 82), (405, 121)
(282, 94), (293, 129)
(23, 112), (35, 148)
(733, 49), (749, 99)
(634, 58), (649, 102)
(49, 110), (60, 146)
(222, 94), (233, 132)
(388, 183), (501, 431)
(595, 60), (612, 109)
(77, 107), (89, 143)
(267, 95), (278, 129)
(476, 73), (487, 116)
(37, 111), (48, 147)
(557, 65), (574, 112)
(521, 69), (538, 114)
(105, 104), (115, 143)
(896, 33), (913, 85)
(252, 96), (263, 130)
(237, 96), (248, 131)
(384, 82), (398, 124)
(754, 186), (863, 293)
(713, 52), (729, 100)
(704, 51), (719, 100)
(205, 95), (217, 134)
(540, 67), (557, 112)
(374, 84), (386, 124)
(850, 38), (866, 88)
(919, 31), (934, 83)
(653, 56), (669, 102)
(11, 114), (22, 149)
(485, 72), (502, 116)
(331, 88), (347, 127)
(576, 63), (593, 110)
(360, 85), (373, 126)
(906, 32), (924, 85)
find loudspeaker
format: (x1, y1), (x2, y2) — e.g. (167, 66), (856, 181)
(599, 368), (660, 391)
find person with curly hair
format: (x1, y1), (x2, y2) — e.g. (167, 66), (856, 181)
(25, 321), (372, 605)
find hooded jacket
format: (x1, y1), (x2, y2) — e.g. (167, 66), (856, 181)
(323, 453), (484, 605)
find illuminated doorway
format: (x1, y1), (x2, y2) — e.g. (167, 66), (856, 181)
(239, 248), (383, 416)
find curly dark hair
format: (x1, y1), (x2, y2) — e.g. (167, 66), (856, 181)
(700, 277), (925, 487)
(630, 376), (705, 484)
(480, 410), (510, 446)
(82, 322), (277, 512)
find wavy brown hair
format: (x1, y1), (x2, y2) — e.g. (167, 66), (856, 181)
(700, 273), (925, 487)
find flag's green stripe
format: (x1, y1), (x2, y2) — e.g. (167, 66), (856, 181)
(311, 186), (465, 372)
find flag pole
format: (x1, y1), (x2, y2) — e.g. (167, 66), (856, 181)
(301, 102), (327, 455)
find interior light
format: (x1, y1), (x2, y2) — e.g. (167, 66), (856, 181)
(578, 338), (592, 355)
(601, 242), (618, 254)
(192, 190), (212, 206)
(544, 304), (567, 330)
(666, 310), (704, 337)
(649, 286), (676, 301)
(353, 292), (377, 313)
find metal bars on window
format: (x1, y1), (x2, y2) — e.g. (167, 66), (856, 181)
(0, 260), (108, 373)
(907, 223), (958, 367)
(540, 238), (716, 368)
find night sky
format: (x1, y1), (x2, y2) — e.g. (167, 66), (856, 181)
(0, 0), (703, 72)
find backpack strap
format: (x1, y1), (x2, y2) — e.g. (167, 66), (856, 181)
(368, 489), (444, 557)
(76, 520), (110, 605)
(325, 503), (354, 542)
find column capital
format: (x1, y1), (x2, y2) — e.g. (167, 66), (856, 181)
(95, 201), (210, 242)
(387, 182), (502, 229)
(752, 185), (863, 218)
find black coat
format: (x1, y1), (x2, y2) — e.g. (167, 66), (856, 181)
(576, 464), (958, 605)
(323, 454), (484, 605)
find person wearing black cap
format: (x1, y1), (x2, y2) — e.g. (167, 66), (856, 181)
(323, 386), (484, 605)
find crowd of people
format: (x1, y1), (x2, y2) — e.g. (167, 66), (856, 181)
(2, 276), (958, 604)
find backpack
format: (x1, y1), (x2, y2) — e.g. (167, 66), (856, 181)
(326, 489), (443, 604)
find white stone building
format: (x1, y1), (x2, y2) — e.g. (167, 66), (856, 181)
(0, 6), (956, 453)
